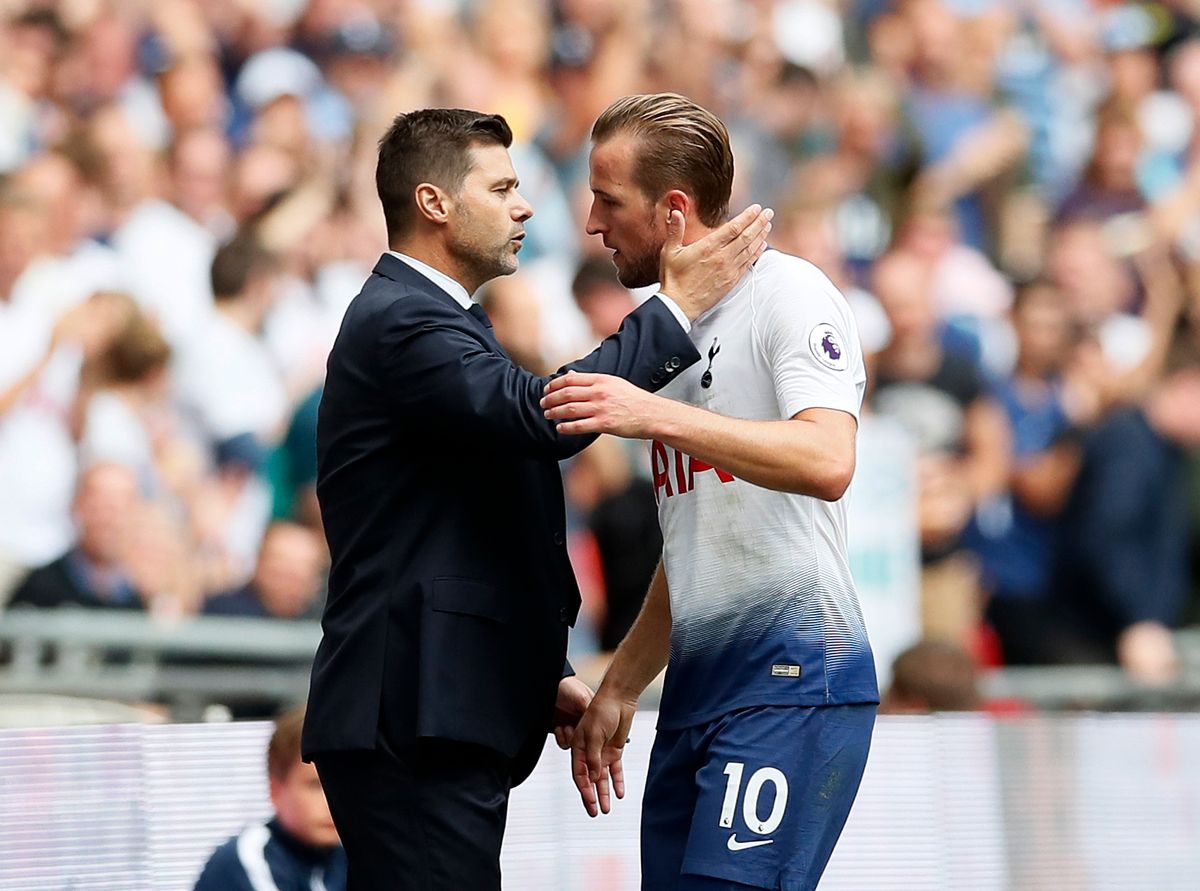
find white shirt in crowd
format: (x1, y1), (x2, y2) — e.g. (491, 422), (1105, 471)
(174, 311), (289, 446)
(114, 200), (218, 350)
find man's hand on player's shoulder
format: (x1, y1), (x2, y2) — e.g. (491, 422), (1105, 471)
(542, 371), (670, 438)
(570, 690), (637, 817)
(660, 204), (773, 321)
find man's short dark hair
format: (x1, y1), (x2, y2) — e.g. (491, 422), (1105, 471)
(571, 255), (623, 302)
(375, 109), (513, 240)
(210, 232), (274, 302)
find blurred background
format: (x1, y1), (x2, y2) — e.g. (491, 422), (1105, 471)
(2, 0), (1200, 724)
(6, 2), (1200, 889)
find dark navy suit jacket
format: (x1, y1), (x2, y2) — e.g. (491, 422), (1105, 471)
(302, 253), (697, 783)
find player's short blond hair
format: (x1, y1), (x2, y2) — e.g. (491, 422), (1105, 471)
(592, 93), (734, 227)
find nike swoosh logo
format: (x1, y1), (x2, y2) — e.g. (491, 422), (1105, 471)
(727, 834), (774, 852)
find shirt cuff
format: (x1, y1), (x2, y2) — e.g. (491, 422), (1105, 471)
(655, 293), (692, 333)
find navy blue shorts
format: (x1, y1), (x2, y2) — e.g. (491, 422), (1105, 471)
(641, 704), (876, 891)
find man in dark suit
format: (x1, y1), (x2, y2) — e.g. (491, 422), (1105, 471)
(302, 107), (770, 890)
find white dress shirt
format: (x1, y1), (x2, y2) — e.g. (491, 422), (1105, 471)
(387, 251), (691, 332)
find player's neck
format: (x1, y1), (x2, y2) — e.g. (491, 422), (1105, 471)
(680, 222), (716, 246)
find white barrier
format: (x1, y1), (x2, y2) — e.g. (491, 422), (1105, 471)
(3, 713), (1200, 890)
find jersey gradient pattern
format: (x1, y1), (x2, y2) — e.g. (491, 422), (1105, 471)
(654, 250), (879, 730)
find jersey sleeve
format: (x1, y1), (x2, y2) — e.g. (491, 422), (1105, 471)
(753, 260), (866, 421)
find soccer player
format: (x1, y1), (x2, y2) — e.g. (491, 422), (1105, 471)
(541, 94), (878, 891)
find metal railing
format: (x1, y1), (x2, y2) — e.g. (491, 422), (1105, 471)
(0, 609), (320, 719)
(4, 609), (1200, 719)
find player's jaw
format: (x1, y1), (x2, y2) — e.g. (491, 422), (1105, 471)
(607, 235), (661, 289)
(601, 206), (667, 288)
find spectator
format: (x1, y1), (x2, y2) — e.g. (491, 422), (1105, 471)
(110, 121), (222, 348)
(870, 250), (1012, 647)
(0, 181), (127, 599)
(570, 255), (637, 344)
(78, 293), (176, 496)
(203, 522), (327, 620)
(879, 638), (982, 714)
(477, 272), (549, 374)
(1054, 351), (1200, 683)
(269, 386), (322, 529)
(192, 706), (346, 891)
(7, 463), (145, 612)
(1057, 98), (1149, 226)
(967, 282), (1093, 665)
(175, 232), (288, 451)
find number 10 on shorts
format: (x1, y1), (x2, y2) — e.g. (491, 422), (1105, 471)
(719, 762), (789, 835)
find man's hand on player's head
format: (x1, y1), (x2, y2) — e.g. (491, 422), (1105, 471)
(542, 371), (667, 439)
(552, 676), (594, 749)
(570, 691), (636, 817)
(659, 203), (773, 321)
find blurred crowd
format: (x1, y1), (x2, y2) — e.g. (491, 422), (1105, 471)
(1, 0), (1200, 687)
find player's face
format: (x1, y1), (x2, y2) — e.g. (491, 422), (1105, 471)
(586, 134), (668, 289)
(447, 142), (533, 285)
(270, 760), (340, 848)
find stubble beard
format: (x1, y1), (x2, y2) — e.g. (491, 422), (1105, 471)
(614, 209), (665, 289)
(615, 232), (665, 289)
(451, 208), (520, 288)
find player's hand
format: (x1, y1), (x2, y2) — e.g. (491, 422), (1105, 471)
(571, 691), (636, 817)
(659, 203), (772, 321)
(552, 676), (594, 749)
(542, 371), (667, 439)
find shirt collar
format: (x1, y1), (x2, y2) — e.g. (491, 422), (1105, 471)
(386, 251), (473, 310)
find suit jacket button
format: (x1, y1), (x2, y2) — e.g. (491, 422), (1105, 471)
(668, 357), (681, 370)
(559, 606), (569, 623)
(553, 531), (564, 545)
(650, 372), (663, 384)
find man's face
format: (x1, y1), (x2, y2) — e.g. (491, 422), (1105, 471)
(271, 761), (340, 848)
(586, 134), (666, 289)
(255, 525), (325, 618)
(446, 143), (532, 285)
(75, 464), (139, 565)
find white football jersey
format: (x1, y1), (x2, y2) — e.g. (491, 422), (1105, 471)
(653, 250), (878, 729)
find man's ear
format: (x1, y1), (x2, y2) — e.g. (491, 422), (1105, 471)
(663, 189), (691, 223)
(415, 182), (451, 225)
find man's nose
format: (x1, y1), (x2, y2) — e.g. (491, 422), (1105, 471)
(513, 191), (533, 222)
(585, 205), (603, 236)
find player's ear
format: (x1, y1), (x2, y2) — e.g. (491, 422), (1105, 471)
(415, 182), (451, 226)
(663, 189), (691, 223)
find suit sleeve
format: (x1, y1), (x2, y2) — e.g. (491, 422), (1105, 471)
(376, 294), (699, 460)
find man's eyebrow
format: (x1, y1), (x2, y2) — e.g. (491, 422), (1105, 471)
(492, 175), (519, 189)
(590, 187), (615, 200)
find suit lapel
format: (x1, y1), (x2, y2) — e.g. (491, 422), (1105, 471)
(372, 253), (505, 353)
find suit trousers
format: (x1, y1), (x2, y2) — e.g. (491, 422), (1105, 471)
(314, 738), (512, 891)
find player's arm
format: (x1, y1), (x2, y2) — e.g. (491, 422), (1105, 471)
(541, 373), (856, 501)
(571, 560), (672, 817)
